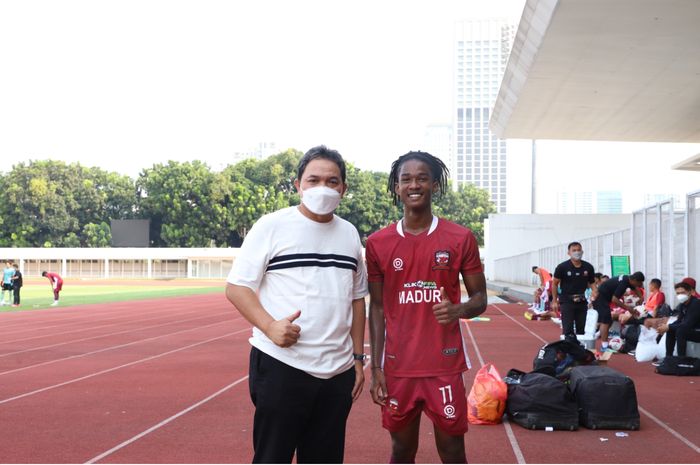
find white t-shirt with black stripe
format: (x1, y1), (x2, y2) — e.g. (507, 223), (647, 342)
(228, 206), (368, 379)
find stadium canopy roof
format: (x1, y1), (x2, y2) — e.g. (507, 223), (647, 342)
(490, 0), (700, 143)
(672, 153), (700, 171)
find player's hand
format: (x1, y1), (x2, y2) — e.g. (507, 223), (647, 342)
(432, 287), (460, 325)
(264, 310), (301, 348)
(370, 368), (387, 406)
(550, 300), (560, 312)
(351, 362), (365, 402)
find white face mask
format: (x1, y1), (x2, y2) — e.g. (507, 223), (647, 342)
(571, 251), (583, 260)
(677, 294), (690, 304)
(301, 186), (342, 215)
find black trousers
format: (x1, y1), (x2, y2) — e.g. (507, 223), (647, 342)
(665, 325), (700, 357)
(561, 301), (588, 342)
(248, 347), (355, 464)
(13, 287), (20, 305)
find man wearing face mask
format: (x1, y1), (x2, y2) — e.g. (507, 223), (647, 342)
(658, 281), (700, 358)
(226, 145), (368, 463)
(551, 242), (596, 343)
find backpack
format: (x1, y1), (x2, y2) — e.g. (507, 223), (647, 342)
(532, 340), (595, 380)
(619, 324), (641, 354)
(655, 303), (672, 318)
(655, 356), (700, 376)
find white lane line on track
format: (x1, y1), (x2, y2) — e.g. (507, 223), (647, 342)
(84, 375), (250, 464)
(0, 310), (235, 358)
(0, 328), (249, 405)
(0, 318), (243, 377)
(0, 305), (211, 344)
(464, 316), (526, 464)
(491, 303), (700, 456)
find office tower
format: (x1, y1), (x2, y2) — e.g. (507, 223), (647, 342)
(596, 191), (623, 214)
(423, 124), (453, 171)
(453, 19), (516, 212)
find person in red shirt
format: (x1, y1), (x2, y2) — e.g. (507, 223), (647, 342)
(644, 278), (666, 317)
(41, 271), (63, 306)
(366, 151), (487, 464)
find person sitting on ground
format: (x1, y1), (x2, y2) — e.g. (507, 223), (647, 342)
(657, 281), (700, 358)
(682, 277), (699, 298)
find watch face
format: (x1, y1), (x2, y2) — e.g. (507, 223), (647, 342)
(353, 354), (366, 361)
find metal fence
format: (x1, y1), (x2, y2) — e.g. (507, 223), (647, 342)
(493, 190), (700, 304)
(493, 229), (631, 287)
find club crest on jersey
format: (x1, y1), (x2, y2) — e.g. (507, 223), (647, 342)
(432, 250), (451, 271)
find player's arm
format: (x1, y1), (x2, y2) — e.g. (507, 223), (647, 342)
(368, 281), (387, 406)
(551, 276), (561, 311)
(350, 297), (366, 401)
(225, 283), (301, 348)
(432, 272), (487, 324)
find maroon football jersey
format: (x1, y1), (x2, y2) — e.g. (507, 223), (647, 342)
(366, 216), (483, 377)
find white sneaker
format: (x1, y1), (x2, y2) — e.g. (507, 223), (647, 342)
(50, 301), (59, 307)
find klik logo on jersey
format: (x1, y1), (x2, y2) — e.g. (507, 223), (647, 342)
(432, 250), (451, 271)
(399, 280), (441, 305)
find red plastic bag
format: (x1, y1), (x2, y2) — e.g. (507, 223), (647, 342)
(467, 363), (507, 425)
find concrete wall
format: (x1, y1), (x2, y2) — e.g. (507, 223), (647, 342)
(484, 214), (631, 280)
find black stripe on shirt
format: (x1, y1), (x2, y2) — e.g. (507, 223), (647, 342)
(268, 253), (358, 266)
(266, 260), (358, 272)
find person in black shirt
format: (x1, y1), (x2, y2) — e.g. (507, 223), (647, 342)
(658, 281), (700, 357)
(593, 271), (645, 351)
(10, 263), (22, 307)
(551, 242), (596, 343)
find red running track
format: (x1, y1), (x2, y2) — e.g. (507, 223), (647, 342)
(0, 296), (698, 463)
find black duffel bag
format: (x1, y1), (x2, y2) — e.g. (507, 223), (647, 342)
(506, 372), (579, 431)
(569, 365), (640, 430)
(533, 340), (595, 380)
(656, 356), (700, 376)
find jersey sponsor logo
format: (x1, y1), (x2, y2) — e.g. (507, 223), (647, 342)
(442, 348), (459, 356)
(393, 258), (404, 271)
(399, 288), (441, 304)
(389, 398), (400, 412)
(443, 404), (456, 419)
(432, 250), (451, 271)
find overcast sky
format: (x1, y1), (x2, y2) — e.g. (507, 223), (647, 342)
(1, 0), (697, 213)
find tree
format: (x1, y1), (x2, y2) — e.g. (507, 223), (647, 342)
(83, 222), (112, 247)
(137, 161), (230, 247)
(434, 183), (495, 245)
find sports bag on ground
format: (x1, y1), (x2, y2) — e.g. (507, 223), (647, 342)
(532, 340), (595, 380)
(505, 372), (579, 431)
(569, 365), (640, 430)
(619, 324), (641, 354)
(655, 356), (700, 376)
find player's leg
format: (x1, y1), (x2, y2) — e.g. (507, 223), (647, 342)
(422, 374), (469, 463)
(560, 302), (576, 341)
(297, 367), (354, 464)
(433, 427), (466, 464)
(574, 302), (587, 336)
(382, 374), (422, 463)
(389, 414), (421, 463)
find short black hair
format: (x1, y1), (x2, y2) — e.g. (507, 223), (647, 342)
(594, 272), (603, 279)
(630, 271), (645, 282)
(296, 145), (347, 183)
(41, 271), (47, 277)
(675, 282), (692, 292)
(532, 266), (538, 272)
(650, 278), (662, 287)
(387, 151), (449, 206)
(568, 242), (582, 250)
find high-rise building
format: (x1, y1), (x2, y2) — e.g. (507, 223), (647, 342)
(423, 124), (453, 171)
(596, 191), (623, 214)
(453, 19), (516, 212)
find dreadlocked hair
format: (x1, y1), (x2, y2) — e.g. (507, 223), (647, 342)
(387, 151), (450, 206)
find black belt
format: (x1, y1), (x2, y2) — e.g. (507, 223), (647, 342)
(564, 294), (587, 303)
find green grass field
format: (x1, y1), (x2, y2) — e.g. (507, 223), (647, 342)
(0, 283), (224, 311)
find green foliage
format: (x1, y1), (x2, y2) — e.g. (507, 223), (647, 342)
(0, 160), (136, 247)
(0, 153), (495, 247)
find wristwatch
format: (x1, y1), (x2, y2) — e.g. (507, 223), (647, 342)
(353, 353), (367, 362)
